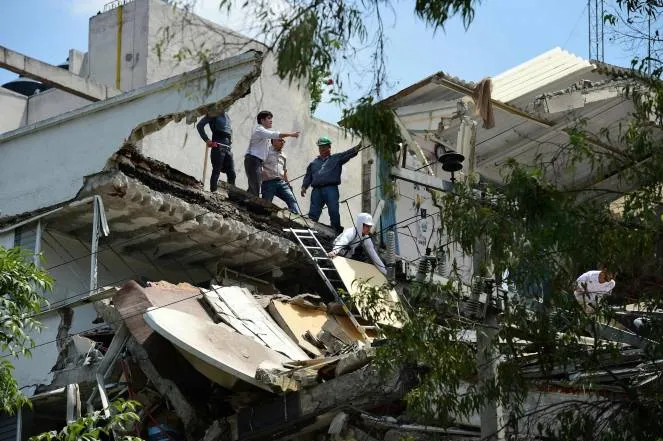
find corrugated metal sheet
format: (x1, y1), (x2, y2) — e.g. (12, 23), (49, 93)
(492, 47), (593, 102)
(385, 47), (641, 195)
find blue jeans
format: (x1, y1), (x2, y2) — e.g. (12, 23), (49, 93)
(309, 186), (340, 232)
(261, 179), (300, 214)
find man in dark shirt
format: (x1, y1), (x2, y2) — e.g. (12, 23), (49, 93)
(301, 136), (359, 233)
(196, 111), (235, 191)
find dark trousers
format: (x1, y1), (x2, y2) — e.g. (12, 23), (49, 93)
(309, 186), (341, 232)
(244, 154), (263, 196)
(261, 178), (300, 213)
(210, 145), (235, 191)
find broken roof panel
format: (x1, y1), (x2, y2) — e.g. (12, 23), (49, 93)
(385, 47), (650, 197)
(492, 47), (593, 103)
(144, 307), (290, 392)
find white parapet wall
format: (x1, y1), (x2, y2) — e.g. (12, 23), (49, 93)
(0, 50), (262, 220)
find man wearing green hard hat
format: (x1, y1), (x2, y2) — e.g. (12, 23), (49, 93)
(301, 136), (360, 233)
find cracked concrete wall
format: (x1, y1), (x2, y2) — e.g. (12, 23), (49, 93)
(119, 0), (362, 229)
(0, 50), (261, 220)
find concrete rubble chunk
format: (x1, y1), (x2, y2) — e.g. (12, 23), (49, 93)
(335, 347), (375, 377)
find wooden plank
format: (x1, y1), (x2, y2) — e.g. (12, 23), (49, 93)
(209, 286), (309, 360)
(331, 257), (406, 328)
(322, 317), (354, 345)
(267, 301), (329, 356)
(334, 315), (367, 342)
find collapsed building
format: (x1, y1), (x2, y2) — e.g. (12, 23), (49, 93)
(0, 1), (660, 440)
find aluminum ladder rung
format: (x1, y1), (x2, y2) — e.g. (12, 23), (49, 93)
(285, 228), (319, 234)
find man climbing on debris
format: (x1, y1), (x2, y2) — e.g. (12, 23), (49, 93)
(574, 266), (616, 312)
(196, 110), (235, 191)
(328, 212), (386, 275)
(301, 137), (360, 233)
(261, 138), (300, 214)
(245, 110), (300, 196)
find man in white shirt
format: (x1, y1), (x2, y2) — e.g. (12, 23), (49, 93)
(329, 213), (386, 275)
(261, 138), (300, 213)
(244, 111), (300, 196)
(574, 267), (616, 311)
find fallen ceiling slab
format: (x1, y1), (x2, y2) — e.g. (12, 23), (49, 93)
(144, 307), (291, 392)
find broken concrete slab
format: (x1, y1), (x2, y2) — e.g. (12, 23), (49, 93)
(267, 300), (330, 357)
(0, 50), (262, 220)
(0, 45), (121, 102)
(233, 365), (407, 441)
(113, 280), (209, 345)
(335, 348), (375, 377)
(202, 286), (308, 360)
(144, 307), (291, 392)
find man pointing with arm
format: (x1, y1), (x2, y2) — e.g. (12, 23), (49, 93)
(301, 137), (360, 233)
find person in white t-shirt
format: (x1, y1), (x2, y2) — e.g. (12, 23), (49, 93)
(574, 267), (616, 311)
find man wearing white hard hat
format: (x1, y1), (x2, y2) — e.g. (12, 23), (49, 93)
(328, 212), (386, 275)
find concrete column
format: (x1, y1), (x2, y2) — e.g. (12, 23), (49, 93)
(477, 308), (505, 441)
(66, 383), (81, 423)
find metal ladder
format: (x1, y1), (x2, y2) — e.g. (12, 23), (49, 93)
(285, 228), (372, 339)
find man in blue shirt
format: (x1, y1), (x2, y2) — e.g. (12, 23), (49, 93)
(196, 111), (235, 191)
(301, 136), (360, 233)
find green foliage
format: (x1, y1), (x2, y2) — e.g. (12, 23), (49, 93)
(29, 399), (143, 441)
(341, 97), (401, 164)
(155, 0), (479, 163)
(307, 66), (331, 114)
(340, 97), (402, 195)
(414, 0), (479, 30)
(0, 246), (52, 414)
(152, 1), (663, 438)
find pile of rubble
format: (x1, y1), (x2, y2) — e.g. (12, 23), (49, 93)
(87, 276), (414, 441)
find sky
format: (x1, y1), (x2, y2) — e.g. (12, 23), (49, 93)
(0, 0), (638, 123)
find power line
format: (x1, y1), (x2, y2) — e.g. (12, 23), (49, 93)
(13, 206), (444, 356)
(32, 178), (420, 312)
(41, 145), (374, 274)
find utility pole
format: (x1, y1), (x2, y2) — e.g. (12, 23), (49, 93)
(473, 236), (505, 441)
(588, 0), (605, 61)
